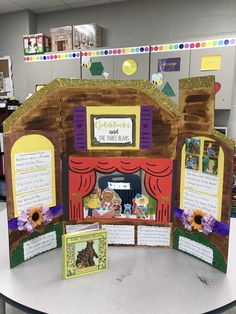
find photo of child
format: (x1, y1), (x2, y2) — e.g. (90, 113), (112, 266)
(185, 137), (201, 155)
(185, 153), (199, 171)
(203, 141), (219, 158)
(202, 156), (218, 175)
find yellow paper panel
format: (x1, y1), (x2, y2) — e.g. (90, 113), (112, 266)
(201, 55), (221, 71)
(11, 134), (56, 217)
(180, 136), (224, 221)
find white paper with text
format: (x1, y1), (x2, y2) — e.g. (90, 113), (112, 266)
(23, 231), (57, 261)
(137, 226), (171, 246)
(102, 225), (135, 245)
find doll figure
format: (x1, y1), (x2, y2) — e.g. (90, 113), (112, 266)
(101, 188), (114, 210)
(85, 188), (101, 217)
(124, 204), (131, 218)
(112, 199), (122, 217)
(132, 193), (149, 219)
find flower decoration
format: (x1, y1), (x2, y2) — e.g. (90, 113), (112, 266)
(9, 205), (62, 233)
(175, 208), (229, 236)
(28, 207), (44, 228)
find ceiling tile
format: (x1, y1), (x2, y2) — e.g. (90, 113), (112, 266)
(12, 0), (65, 9)
(69, 0), (110, 8)
(0, 0), (127, 14)
(61, 0), (89, 4)
(0, 0), (23, 14)
(33, 4), (70, 13)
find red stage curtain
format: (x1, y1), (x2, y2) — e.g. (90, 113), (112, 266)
(69, 157), (173, 222)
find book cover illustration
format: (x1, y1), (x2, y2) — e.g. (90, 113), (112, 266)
(62, 228), (108, 279)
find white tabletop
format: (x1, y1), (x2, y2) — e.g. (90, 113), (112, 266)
(1, 205), (236, 314)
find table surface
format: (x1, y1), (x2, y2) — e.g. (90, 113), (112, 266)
(0, 204), (236, 314)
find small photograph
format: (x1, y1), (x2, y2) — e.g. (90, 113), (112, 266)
(203, 141), (219, 158)
(185, 153), (199, 171)
(185, 137), (201, 155)
(202, 156), (218, 175)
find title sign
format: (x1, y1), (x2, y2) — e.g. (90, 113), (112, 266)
(91, 115), (136, 146)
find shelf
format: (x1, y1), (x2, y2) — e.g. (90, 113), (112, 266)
(23, 45), (150, 63)
(23, 36), (236, 63)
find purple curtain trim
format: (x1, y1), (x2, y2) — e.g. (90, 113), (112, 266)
(174, 207), (184, 220)
(49, 204), (62, 216)
(8, 218), (18, 230)
(213, 221), (230, 237)
(8, 205), (62, 231)
(174, 207), (229, 237)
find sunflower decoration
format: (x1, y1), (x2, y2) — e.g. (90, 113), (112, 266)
(189, 209), (207, 231)
(28, 207), (44, 228)
(175, 207), (228, 236)
(15, 205), (62, 233)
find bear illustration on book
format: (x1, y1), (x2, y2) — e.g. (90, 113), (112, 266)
(76, 241), (98, 268)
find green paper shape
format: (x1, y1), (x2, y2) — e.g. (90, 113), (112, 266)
(10, 223), (63, 268)
(173, 227), (227, 272)
(90, 62), (104, 76)
(162, 82), (176, 97)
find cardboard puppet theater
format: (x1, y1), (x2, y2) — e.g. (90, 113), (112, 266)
(3, 77), (234, 272)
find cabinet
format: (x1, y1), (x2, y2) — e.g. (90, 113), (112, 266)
(23, 39), (236, 110)
(150, 49), (190, 105)
(190, 46), (236, 110)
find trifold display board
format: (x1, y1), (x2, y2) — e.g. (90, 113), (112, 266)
(3, 77), (234, 272)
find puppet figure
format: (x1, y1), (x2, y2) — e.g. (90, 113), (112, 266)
(85, 188), (101, 217)
(101, 188), (115, 210)
(124, 204), (131, 218)
(132, 193), (149, 218)
(112, 199), (122, 217)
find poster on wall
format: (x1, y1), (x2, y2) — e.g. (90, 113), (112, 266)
(201, 55), (221, 71)
(158, 57), (181, 72)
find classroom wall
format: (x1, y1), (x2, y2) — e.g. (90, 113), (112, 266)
(1, 0), (236, 138)
(37, 0), (236, 47)
(36, 0), (236, 139)
(0, 10), (36, 102)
